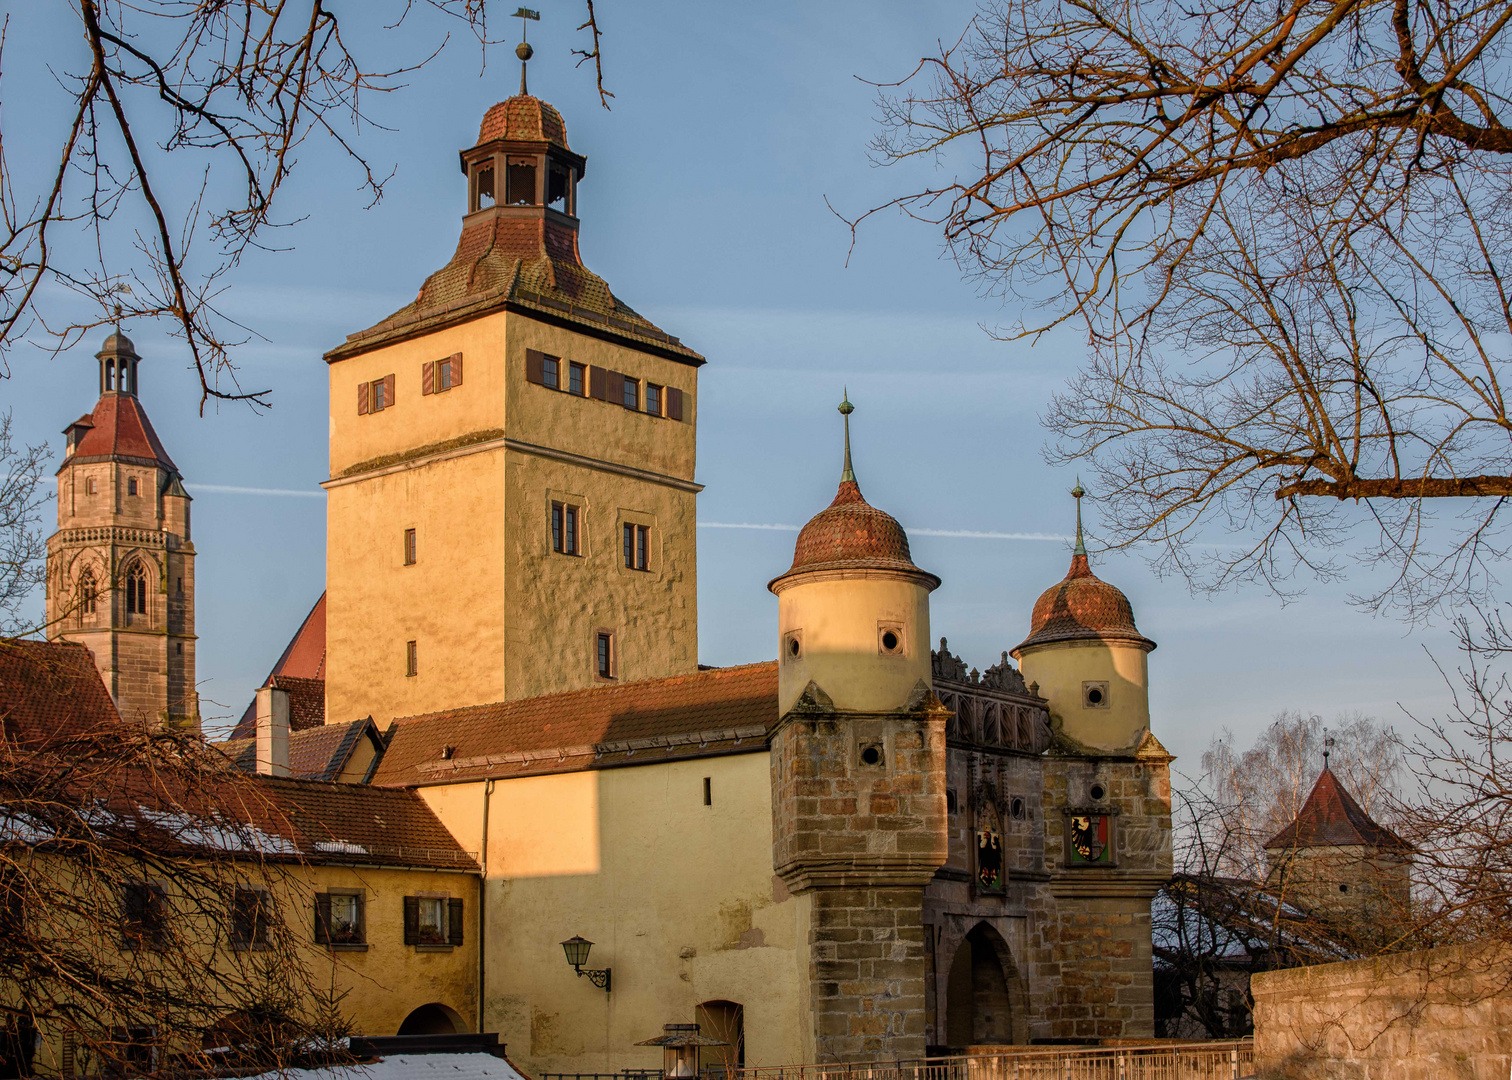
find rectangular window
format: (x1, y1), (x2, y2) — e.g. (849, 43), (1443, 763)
(438, 357), (455, 391)
(406, 640), (418, 677)
(121, 882), (167, 949)
(623, 523), (649, 571)
(371, 380), (385, 411)
(418, 897), (447, 944)
(703, 777), (712, 806)
(542, 355), (559, 389)
(230, 888), (271, 950)
(315, 891), (365, 946)
(552, 502), (581, 555)
(404, 895), (465, 948)
(565, 505), (578, 555)
(622, 377), (639, 410)
(569, 362), (586, 396)
(646, 383), (662, 416)
(86, 477), (97, 495)
(596, 631), (614, 678)
(364, 374), (395, 412)
(127, 477), (138, 496)
(552, 503), (563, 553)
(404, 528), (417, 566)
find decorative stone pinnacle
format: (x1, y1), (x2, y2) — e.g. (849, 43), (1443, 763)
(1072, 477), (1087, 557)
(839, 390), (855, 483)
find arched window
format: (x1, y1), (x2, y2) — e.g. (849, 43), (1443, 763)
(78, 569), (97, 616)
(124, 563), (148, 617)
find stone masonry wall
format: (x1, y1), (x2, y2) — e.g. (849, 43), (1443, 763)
(1252, 944), (1512, 1080)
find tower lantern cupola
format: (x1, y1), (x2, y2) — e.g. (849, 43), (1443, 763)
(96, 330), (141, 396)
(768, 395), (940, 715)
(1011, 484), (1156, 752)
(461, 94), (585, 218)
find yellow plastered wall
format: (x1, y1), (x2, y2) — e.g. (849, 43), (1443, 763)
(324, 309), (699, 723)
(774, 572), (931, 714)
(415, 753), (806, 1075)
(1016, 640), (1150, 751)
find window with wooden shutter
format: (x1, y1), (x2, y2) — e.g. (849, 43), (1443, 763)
(606, 370), (625, 406)
(314, 893), (331, 944)
(542, 355), (559, 389)
(590, 365), (608, 400)
(666, 386), (684, 421)
(450, 353), (463, 386)
(383, 373), (395, 408)
(318, 892), (364, 945)
(403, 896), (420, 945)
(448, 898), (465, 945)
(526, 349), (545, 386)
(422, 361), (435, 395)
(357, 382), (370, 415)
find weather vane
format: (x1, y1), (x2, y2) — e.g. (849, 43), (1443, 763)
(1324, 732), (1335, 769)
(514, 8), (540, 96)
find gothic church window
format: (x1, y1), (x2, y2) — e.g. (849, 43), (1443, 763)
(124, 563), (148, 616)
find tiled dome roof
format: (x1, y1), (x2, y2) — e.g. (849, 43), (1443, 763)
(1012, 551), (1155, 655)
(476, 95), (569, 150)
(96, 331), (139, 359)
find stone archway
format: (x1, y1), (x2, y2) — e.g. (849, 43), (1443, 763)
(396, 1002), (467, 1036)
(944, 922), (1027, 1047)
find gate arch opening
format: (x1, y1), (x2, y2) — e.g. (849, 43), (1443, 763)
(945, 922), (1026, 1046)
(396, 1002), (466, 1036)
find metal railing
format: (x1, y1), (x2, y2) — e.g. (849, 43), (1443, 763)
(727, 1042), (1255, 1080)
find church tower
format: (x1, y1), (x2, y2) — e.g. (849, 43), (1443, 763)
(46, 331), (198, 728)
(768, 398), (949, 1063)
(321, 56), (703, 725)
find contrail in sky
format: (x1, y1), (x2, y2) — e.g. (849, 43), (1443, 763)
(698, 521), (1069, 542)
(187, 483), (323, 498)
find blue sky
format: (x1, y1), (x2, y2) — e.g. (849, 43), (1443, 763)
(4, 3), (1463, 754)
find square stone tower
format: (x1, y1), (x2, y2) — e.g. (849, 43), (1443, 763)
(321, 88), (703, 725)
(46, 331), (198, 729)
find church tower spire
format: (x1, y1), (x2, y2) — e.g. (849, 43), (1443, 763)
(46, 330), (199, 729)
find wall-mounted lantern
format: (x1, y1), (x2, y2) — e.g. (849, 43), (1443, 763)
(635, 1023), (725, 1078)
(560, 935), (611, 993)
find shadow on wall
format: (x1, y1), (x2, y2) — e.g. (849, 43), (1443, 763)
(945, 923), (1028, 1047)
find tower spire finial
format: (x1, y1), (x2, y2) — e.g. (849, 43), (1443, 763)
(1071, 477), (1087, 557)
(514, 7), (539, 95)
(1323, 730), (1335, 770)
(838, 390), (855, 483)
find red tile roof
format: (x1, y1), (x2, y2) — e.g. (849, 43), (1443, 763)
(0, 638), (121, 746)
(373, 662), (778, 787)
(1012, 552), (1156, 656)
(232, 594), (327, 737)
(477, 96), (569, 149)
(216, 718), (378, 783)
(1264, 768), (1410, 852)
(771, 479), (939, 590)
(60, 393), (178, 473)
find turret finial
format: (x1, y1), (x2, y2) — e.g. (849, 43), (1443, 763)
(839, 390), (855, 483)
(1071, 477), (1087, 557)
(514, 7), (539, 95)
(1323, 731), (1335, 770)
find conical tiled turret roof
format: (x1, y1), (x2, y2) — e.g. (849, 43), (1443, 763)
(1263, 769), (1411, 852)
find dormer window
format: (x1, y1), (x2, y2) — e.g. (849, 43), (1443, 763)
(506, 157), (538, 205)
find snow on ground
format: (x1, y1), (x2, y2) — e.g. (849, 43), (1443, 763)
(244, 1054), (531, 1080)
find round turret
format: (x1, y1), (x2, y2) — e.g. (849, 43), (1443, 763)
(769, 396), (938, 715)
(1010, 484), (1155, 752)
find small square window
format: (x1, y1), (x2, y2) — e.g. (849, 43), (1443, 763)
(317, 892), (365, 946)
(406, 640), (418, 678)
(622, 378), (639, 410)
(542, 355), (559, 390)
(646, 383), (662, 416)
(596, 631), (615, 679)
(569, 362), (586, 396)
(404, 528), (417, 566)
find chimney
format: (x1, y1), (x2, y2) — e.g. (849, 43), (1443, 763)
(254, 686), (290, 777)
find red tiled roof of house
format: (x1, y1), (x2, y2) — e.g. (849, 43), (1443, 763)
(60, 392), (178, 473)
(0, 638), (122, 746)
(1264, 768), (1410, 852)
(771, 478), (939, 590)
(216, 718), (377, 783)
(232, 594), (327, 738)
(373, 661), (778, 787)
(1012, 551), (1156, 656)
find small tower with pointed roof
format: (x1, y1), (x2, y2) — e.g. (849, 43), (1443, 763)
(1264, 766), (1412, 920)
(1011, 484), (1156, 753)
(767, 397), (949, 1063)
(46, 330), (198, 729)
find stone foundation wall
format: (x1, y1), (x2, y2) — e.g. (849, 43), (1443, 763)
(1252, 944), (1512, 1080)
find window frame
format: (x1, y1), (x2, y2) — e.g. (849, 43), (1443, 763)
(127, 476), (138, 497)
(120, 881), (168, 951)
(569, 362), (586, 396)
(646, 383), (663, 416)
(230, 887), (272, 951)
(405, 640), (418, 678)
(565, 505), (578, 555)
(621, 376), (640, 411)
(315, 889), (366, 949)
(403, 528), (417, 566)
(542, 355), (560, 390)
(551, 498), (583, 556)
(595, 629), (616, 680)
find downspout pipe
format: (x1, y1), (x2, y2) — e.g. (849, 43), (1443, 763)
(478, 778), (495, 1035)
